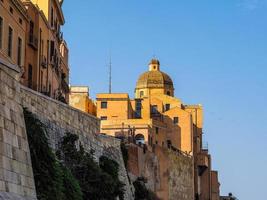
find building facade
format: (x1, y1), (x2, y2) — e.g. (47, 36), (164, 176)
(69, 86), (97, 116)
(21, 0), (69, 103)
(96, 59), (220, 200)
(0, 0), (28, 69)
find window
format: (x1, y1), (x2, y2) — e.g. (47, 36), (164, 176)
(167, 91), (171, 96)
(0, 17), (3, 49)
(156, 127), (159, 134)
(9, 7), (13, 14)
(101, 101), (107, 109)
(50, 40), (55, 61)
(100, 116), (107, 121)
(51, 7), (54, 27)
(29, 21), (34, 45)
(28, 64), (33, 88)
(173, 117), (179, 124)
(140, 91), (144, 97)
(17, 37), (22, 66)
(165, 104), (170, 111)
(135, 99), (142, 118)
(151, 105), (158, 114)
(167, 140), (172, 149)
(8, 26), (13, 57)
(19, 18), (22, 25)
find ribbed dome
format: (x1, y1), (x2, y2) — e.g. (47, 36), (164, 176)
(136, 70), (174, 89)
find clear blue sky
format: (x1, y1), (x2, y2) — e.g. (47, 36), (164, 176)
(62, 1), (267, 199)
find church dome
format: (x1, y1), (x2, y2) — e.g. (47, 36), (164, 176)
(135, 59), (174, 90)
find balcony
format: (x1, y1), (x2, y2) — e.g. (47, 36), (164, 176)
(197, 153), (209, 175)
(57, 31), (63, 42)
(28, 34), (38, 50)
(41, 56), (47, 68)
(61, 78), (69, 93)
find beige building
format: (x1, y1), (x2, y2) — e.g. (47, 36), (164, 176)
(96, 58), (220, 200)
(69, 86), (97, 116)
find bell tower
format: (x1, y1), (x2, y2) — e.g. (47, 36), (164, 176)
(149, 59), (160, 71)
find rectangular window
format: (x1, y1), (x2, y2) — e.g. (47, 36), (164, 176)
(29, 21), (34, 36)
(151, 105), (158, 114)
(51, 7), (54, 27)
(50, 40), (55, 61)
(0, 17), (3, 49)
(100, 116), (107, 121)
(135, 99), (142, 118)
(17, 37), (22, 66)
(165, 104), (170, 111)
(28, 64), (33, 88)
(8, 26), (13, 57)
(173, 117), (179, 124)
(101, 101), (107, 109)
(156, 127), (159, 134)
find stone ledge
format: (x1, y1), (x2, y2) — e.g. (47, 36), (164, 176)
(0, 192), (36, 200)
(0, 59), (20, 74)
(20, 86), (100, 121)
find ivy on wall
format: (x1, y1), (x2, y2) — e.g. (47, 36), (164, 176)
(23, 109), (82, 200)
(24, 109), (125, 200)
(57, 132), (125, 200)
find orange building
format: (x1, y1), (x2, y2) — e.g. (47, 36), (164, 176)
(96, 58), (220, 200)
(21, 0), (69, 102)
(0, 0), (28, 69)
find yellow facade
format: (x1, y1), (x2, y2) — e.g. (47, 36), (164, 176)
(69, 86), (96, 116)
(96, 59), (199, 155)
(95, 58), (220, 200)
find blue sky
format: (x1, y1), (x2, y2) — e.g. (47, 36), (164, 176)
(62, 1), (267, 199)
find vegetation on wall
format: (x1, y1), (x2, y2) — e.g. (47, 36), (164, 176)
(121, 142), (129, 168)
(133, 177), (159, 200)
(57, 132), (125, 200)
(24, 109), (125, 200)
(23, 109), (82, 200)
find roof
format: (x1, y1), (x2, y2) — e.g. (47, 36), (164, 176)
(136, 70), (174, 89)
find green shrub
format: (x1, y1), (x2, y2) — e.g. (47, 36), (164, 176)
(133, 177), (159, 200)
(58, 132), (125, 200)
(23, 109), (82, 200)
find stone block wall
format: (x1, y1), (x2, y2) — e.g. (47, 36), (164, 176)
(167, 150), (194, 200)
(20, 86), (134, 200)
(0, 60), (36, 200)
(127, 144), (194, 200)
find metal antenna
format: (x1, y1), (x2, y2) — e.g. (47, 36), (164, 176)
(109, 52), (112, 94)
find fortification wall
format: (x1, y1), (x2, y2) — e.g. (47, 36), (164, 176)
(0, 60), (36, 199)
(128, 144), (194, 200)
(20, 86), (134, 200)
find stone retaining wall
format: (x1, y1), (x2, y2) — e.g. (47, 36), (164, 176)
(0, 60), (36, 199)
(20, 86), (134, 200)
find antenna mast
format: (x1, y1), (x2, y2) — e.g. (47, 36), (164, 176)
(109, 53), (112, 94)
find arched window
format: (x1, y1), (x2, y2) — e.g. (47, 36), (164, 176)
(140, 91), (144, 97)
(135, 134), (145, 145)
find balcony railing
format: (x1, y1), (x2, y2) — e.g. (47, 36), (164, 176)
(28, 33), (38, 50)
(61, 78), (69, 93)
(41, 56), (47, 68)
(197, 153), (209, 175)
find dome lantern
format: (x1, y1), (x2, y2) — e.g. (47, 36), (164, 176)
(135, 59), (174, 98)
(149, 59), (160, 71)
